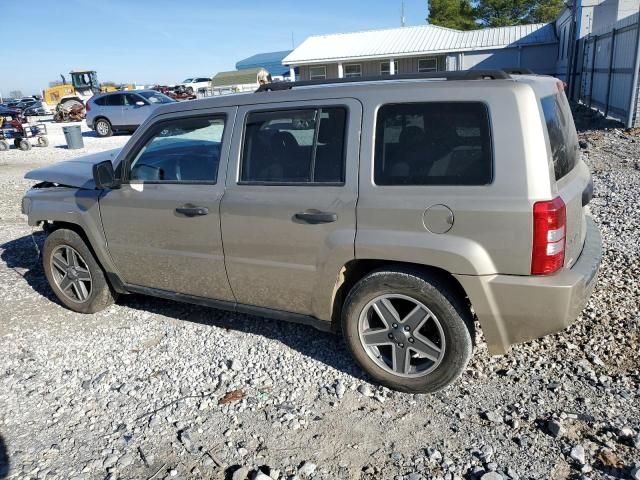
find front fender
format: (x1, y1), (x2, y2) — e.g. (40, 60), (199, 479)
(23, 187), (122, 280)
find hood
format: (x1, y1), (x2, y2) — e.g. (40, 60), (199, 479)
(24, 148), (121, 189)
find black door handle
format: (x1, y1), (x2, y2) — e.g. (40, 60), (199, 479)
(294, 210), (338, 224)
(175, 205), (209, 217)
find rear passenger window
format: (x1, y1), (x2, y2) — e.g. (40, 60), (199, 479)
(104, 94), (124, 107)
(375, 102), (492, 185)
(541, 93), (577, 180)
(128, 116), (225, 183)
(94, 96), (107, 106)
(241, 107), (346, 184)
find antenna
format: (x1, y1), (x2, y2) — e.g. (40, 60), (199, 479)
(401, 0), (406, 27)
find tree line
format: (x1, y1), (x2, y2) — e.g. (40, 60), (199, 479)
(427, 0), (564, 30)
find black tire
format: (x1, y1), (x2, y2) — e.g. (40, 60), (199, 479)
(342, 267), (473, 393)
(94, 118), (112, 137)
(19, 139), (31, 151)
(0, 140), (8, 151)
(43, 229), (115, 313)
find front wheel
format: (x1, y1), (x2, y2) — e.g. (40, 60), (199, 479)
(342, 267), (473, 393)
(37, 136), (49, 147)
(94, 118), (112, 137)
(18, 139), (31, 151)
(0, 140), (8, 151)
(43, 229), (115, 313)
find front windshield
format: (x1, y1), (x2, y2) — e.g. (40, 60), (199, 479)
(139, 91), (175, 104)
(182, 78), (193, 83)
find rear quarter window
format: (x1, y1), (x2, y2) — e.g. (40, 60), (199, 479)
(374, 102), (493, 186)
(541, 93), (578, 180)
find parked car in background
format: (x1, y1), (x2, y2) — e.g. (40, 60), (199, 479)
(178, 77), (211, 94)
(22, 70), (601, 393)
(22, 101), (52, 116)
(86, 90), (175, 137)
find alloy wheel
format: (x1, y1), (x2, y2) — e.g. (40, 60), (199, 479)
(358, 294), (445, 378)
(50, 245), (93, 303)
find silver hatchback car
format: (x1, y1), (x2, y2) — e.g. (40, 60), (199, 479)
(86, 90), (174, 137)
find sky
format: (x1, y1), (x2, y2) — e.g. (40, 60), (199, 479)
(0, 0), (428, 97)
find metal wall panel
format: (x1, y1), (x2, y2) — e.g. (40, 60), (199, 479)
(575, 13), (640, 125)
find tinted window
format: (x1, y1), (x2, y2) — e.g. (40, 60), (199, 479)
(374, 102), (492, 186)
(104, 94), (124, 107)
(124, 93), (145, 106)
(241, 107), (346, 183)
(129, 116), (225, 183)
(139, 91), (174, 104)
(541, 93), (577, 180)
(93, 96), (107, 106)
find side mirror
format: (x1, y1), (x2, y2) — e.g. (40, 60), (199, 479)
(135, 101), (145, 106)
(93, 160), (120, 189)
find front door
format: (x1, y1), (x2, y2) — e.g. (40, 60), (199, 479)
(221, 99), (361, 319)
(99, 109), (235, 301)
(123, 93), (151, 127)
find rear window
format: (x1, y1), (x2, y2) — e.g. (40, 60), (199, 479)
(541, 93), (577, 180)
(374, 102), (492, 185)
(104, 94), (124, 107)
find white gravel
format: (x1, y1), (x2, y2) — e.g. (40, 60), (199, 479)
(0, 112), (638, 480)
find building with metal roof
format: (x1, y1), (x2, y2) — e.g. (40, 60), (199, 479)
(210, 68), (271, 95)
(236, 50), (292, 77)
(283, 23), (559, 81)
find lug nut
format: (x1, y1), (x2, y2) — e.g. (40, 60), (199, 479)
(392, 323), (398, 328)
(408, 337), (414, 343)
(404, 325), (410, 331)
(398, 343), (404, 348)
(388, 333), (394, 339)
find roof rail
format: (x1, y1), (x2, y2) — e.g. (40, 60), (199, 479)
(256, 69), (512, 92)
(502, 67), (534, 75)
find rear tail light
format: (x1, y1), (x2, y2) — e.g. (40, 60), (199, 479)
(531, 196), (566, 275)
(85, 101), (91, 112)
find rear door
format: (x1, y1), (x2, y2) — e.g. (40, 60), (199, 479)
(99, 108), (235, 300)
(103, 93), (125, 127)
(220, 99), (361, 320)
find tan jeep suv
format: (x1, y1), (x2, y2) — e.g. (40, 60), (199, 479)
(22, 70), (602, 392)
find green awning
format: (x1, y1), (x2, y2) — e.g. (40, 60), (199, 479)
(211, 68), (268, 88)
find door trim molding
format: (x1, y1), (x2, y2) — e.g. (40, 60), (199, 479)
(124, 284), (336, 333)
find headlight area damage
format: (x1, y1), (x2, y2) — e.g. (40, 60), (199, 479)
(24, 148), (121, 190)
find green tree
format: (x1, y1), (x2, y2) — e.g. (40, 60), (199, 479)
(475, 0), (564, 27)
(526, 0), (564, 23)
(428, 0), (478, 30)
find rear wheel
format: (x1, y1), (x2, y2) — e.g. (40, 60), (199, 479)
(94, 118), (112, 137)
(342, 267), (473, 393)
(18, 139), (31, 151)
(43, 229), (115, 313)
(0, 140), (8, 151)
(37, 136), (49, 147)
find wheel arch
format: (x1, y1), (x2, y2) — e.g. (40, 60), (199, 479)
(46, 220), (127, 294)
(331, 259), (473, 331)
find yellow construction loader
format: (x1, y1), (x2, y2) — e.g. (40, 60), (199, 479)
(43, 70), (135, 108)
(43, 71), (136, 121)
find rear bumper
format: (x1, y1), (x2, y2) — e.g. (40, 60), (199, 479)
(455, 215), (602, 354)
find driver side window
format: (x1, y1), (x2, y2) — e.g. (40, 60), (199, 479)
(129, 116), (225, 184)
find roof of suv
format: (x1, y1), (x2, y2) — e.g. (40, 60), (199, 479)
(149, 70), (556, 117)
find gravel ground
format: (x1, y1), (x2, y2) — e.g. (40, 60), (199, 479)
(0, 113), (638, 480)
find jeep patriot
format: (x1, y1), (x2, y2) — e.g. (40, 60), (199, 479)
(22, 70), (602, 392)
